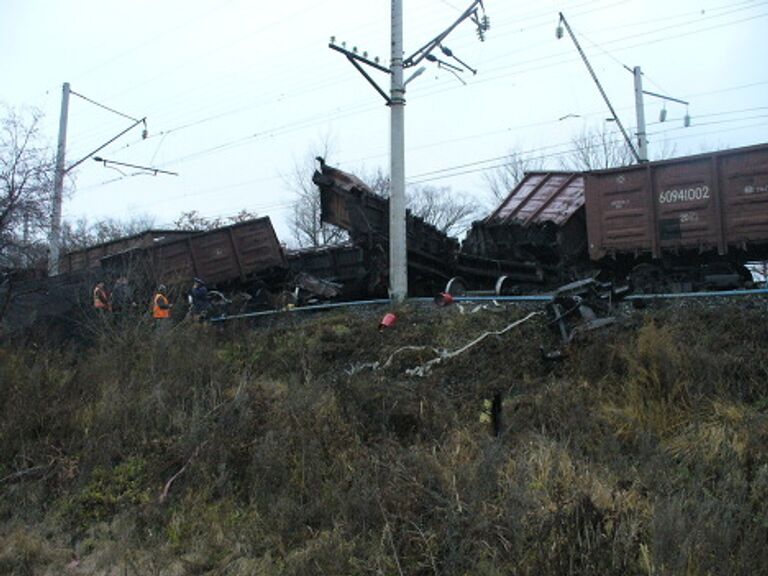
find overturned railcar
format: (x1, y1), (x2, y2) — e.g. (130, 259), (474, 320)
(585, 142), (768, 291)
(101, 217), (288, 293)
(313, 163), (459, 296)
(57, 229), (194, 275)
(461, 172), (589, 293)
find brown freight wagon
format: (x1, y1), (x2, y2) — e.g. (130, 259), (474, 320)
(102, 217), (287, 288)
(314, 162), (459, 296)
(58, 230), (193, 275)
(585, 142), (768, 290)
(461, 171), (588, 292)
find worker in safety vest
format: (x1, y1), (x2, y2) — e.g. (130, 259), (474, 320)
(152, 285), (172, 323)
(93, 281), (110, 312)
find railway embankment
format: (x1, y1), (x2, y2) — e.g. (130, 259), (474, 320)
(1, 298), (767, 575)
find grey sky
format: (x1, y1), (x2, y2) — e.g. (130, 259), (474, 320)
(2, 0), (766, 242)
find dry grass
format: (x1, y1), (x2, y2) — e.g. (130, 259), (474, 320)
(1, 301), (768, 574)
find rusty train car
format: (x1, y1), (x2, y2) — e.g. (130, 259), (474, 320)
(313, 162), (460, 296)
(315, 142), (768, 295)
(0, 218), (289, 333)
(57, 229), (194, 276)
(461, 171), (588, 294)
(99, 217), (287, 289)
(4, 143), (768, 336)
(586, 143), (768, 291)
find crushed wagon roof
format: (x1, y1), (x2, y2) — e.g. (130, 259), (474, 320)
(485, 172), (585, 227)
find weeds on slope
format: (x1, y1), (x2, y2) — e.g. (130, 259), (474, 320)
(1, 301), (767, 575)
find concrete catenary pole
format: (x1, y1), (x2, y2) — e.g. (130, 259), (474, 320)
(48, 82), (70, 276)
(633, 66), (648, 162)
(389, 0), (408, 301)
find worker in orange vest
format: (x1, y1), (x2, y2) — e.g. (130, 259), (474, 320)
(152, 285), (172, 324)
(93, 281), (110, 313)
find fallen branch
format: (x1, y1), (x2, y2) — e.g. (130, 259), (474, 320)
(158, 441), (208, 503)
(0, 464), (51, 484)
(406, 311), (543, 377)
(345, 346), (443, 375)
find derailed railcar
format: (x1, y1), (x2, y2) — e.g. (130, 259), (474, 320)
(585, 142), (768, 291)
(102, 217), (288, 291)
(461, 172), (589, 293)
(57, 229), (194, 275)
(314, 162), (459, 296)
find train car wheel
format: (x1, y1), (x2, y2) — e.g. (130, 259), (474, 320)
(445, 277), (467, 296)
(495, 275), (517, 296)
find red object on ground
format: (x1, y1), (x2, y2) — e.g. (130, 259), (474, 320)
(435, 292), (454, 306)
(379, 312), (397, 329)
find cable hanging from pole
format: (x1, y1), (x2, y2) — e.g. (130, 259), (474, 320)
(92, 156), (179, 176)
(556, 12), (642, 164)
(69, 89), (142, 123)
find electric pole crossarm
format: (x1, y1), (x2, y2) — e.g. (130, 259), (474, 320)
(404, 0), (483, 68)
(642, 90), (690, 106)
(93, 157), (178, 176)
(346, 55), (392, 105)
(329, 43), (391, 73)
(65, 117), (147, 173)
(558, 13), (642, 164)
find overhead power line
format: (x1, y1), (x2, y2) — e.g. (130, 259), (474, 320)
(70, 90), (142, 123)
(74, 1), (765, 169)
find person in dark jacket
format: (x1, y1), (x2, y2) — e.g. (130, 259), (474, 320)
(188, 277), (210, 321)
(110, 276), (136, 316)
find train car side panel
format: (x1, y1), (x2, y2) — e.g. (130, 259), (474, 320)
(586, 166), (653, 260)
(720, 147), (768, 246)
(58, 230), (193, 275)
(586, 143), (768, 261)
(653, 157), (720, 255)
(107, 218), (286, 287)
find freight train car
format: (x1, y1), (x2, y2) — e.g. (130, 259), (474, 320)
(57, 229), (194, 275)
(315, 163), (593, 296)
(314, 162), (459, 296)
(101, 217), (287, 289)
(1, 218), (289, 334)
(461, 171), (589, 294)
(585, 142), (768, 291)
(286, 244), (387, 301)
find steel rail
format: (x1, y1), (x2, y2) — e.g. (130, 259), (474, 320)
(209, 288), (768, 323)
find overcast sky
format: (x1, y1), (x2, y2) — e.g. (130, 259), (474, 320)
(2, 0), (766, 243)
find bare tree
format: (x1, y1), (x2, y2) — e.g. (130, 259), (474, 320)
(649, 137), (678, 162)
(406, 184), (482, 236)
(60, 214), (158, 252)
(483, 149), (544, 203)
(0, 107), (54, 268)
(560, 124), (636, 171)
(286, 138), (347, 249)
(173, 209), (258, 232)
